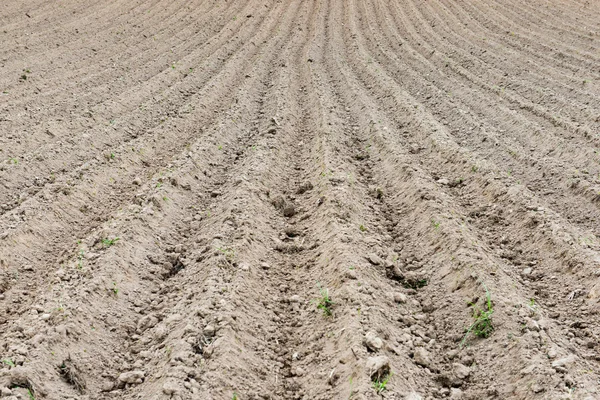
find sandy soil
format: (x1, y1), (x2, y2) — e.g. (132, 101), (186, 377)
(1, 0), (600, 399)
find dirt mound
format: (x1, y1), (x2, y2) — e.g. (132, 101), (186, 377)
(1, 0), (600, 398)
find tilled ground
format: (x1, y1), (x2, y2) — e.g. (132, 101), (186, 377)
(1, 0), (600, 399)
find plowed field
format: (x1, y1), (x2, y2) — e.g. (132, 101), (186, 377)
(1, 0), (600, 399)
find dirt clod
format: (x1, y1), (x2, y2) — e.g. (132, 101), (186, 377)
(366, 356), (390, 381)
(413, 347), (432, 368)
(364, 331), (383, 352)
(117, 371), (145, 385)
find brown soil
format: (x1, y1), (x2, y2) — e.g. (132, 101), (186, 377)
(1, 0), (600, 399)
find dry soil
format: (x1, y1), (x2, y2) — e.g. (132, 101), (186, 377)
(1, 0), (600, 399)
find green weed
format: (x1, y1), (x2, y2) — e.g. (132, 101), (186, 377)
(217, 246), (235, 262)
(359, 224), (367, 232)
(77, 249), (84, 269)
(102, 237), (120, 247)
(315, 283), (333, 316)
(372, 372), (391, 394)
(2, 358), (15, 367)
(461, 283), (494, 347)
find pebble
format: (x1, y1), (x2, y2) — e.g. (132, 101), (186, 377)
(1, 387), (12, 396)
(405, 392), (423, 400)
(437, 178), (450, 185)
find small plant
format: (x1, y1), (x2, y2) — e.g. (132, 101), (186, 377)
(2, 358), (15, 367)
(27, 389), (35, 400)
(461, 283), (494, 347)
(359, 224), (367, 232)
(527, 298), (537, 314)
(315, 283), (333, 316)
(372, 372), (391, 394)
(77, 249), (84, 269)
(102, 237), (120, 247)
(431, 219), (440, 229)
(112, 282), (119, 296)
(348, 375), (356, 399)
(232, 393), (239, 400)
(217, 246), (235, 262)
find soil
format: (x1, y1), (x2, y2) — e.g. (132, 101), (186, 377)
(1, 0), (600, 399)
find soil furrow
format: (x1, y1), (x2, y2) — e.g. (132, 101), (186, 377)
(0, 0), (277, 211)
(359, 0), (600, 236)
(0, 0), (299, 325)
